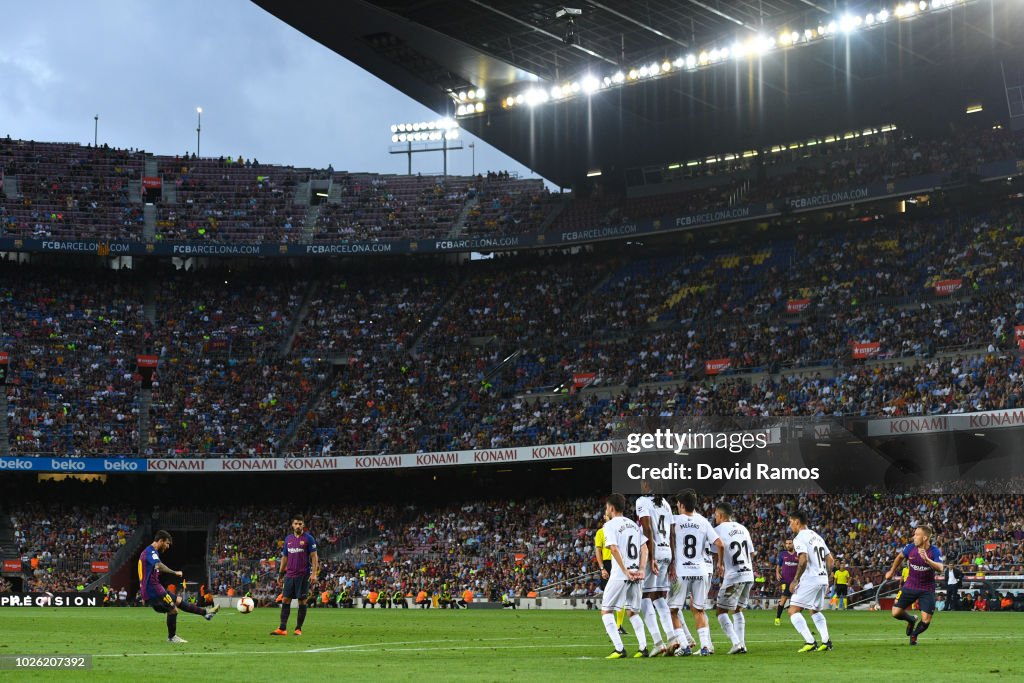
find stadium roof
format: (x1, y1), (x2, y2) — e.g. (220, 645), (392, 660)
(255, 0), (1024, 187)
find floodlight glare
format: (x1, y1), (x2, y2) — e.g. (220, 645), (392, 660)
(474, 102), (484, 112)
(391, 135), (399, 143)
(581, 75), (600, 94)
(524, 88), (547, 107)
(476, 89), (485, 100)
(686, 53), (698, 68)
(612, 71), (625, 83)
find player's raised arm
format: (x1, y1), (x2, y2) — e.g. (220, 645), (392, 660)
(155, 561), (182, 578)
(918, 545), (944, 574)
(885, 549), (905, 581)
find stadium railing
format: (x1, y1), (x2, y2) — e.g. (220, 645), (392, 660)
(86, 523), (151, 592)
(535, 570), (601, 597)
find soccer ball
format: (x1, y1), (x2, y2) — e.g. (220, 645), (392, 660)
(236, 597), (255, 614)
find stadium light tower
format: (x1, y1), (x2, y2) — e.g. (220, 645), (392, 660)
(388, 119), (463, 177)
(196, 107), (203, 157)
(94, 115), (98, 147)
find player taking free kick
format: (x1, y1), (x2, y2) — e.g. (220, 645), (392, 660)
(138, 530), (219, 643)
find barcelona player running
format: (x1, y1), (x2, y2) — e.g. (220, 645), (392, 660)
(885, 525), (944, 645)
(138, 530), (219, 643)
(271, 516), (319, 636)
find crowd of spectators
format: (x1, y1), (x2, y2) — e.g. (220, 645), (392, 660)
(2, 267), (146, 455)
(146, 273), (313, 456)
(10, 504), (136, 592)
(312, 174), (472, 241)
(3, 127), (1021, 246)
(5, 202), (1024, 456)
(156, 156), (303, 243)
(0, 139), (145, 240)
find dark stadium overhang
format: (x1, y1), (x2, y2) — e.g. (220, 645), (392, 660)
(254, 0), (1024, 188)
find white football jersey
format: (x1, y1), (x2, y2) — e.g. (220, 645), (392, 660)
(715, 520), (756, 585)
(793, 528), (831, 586)
(602, 516), (647, 582)
(673, 512), (719, 577)
(636, 496), (674, 561)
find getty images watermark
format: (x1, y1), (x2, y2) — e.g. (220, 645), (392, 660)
(626, 427), (770, 454)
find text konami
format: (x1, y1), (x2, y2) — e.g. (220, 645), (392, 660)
(531, 445), (577, 459)
(473, 449), (517, 463)
(415, 453), (458, 466)
(354, 455), (403, 469)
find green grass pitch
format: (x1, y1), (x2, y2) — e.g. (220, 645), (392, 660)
(0, 608), (1020, 681)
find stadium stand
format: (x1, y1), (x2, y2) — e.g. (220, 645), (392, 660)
(2, 127), (1020, 244)
(5, 202), (1024, 455)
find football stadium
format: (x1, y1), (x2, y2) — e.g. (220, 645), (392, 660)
(2, 0), (1024, 680)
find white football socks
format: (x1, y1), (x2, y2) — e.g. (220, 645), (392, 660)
(602, 612), (624, 651)
(791, 612), (814, 643)
(811, 612), (830, 643)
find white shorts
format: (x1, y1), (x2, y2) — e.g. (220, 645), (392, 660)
(602, 579), (642, 613)
(669, 575), (709, 610)
(790, 582), (828, 612)
(643, 557), (671, 592)
(716, 581), (752, 611)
